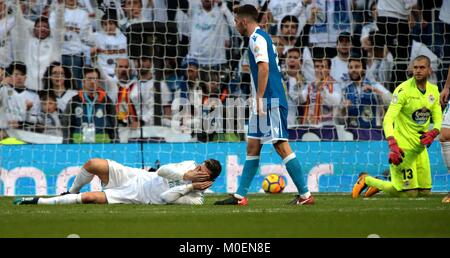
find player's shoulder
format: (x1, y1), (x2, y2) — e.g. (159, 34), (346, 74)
(393, 78), (413, 95)
(426, 81), (440, 94)
(250, 30), (269, 45)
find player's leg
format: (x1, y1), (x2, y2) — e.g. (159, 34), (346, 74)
(439, 120), (450, 203)
(214, 138), (262, 205)
(68, 158), (110, 194)
(353, 150), (419, 198)
(273, 140), (313, 205)
(416, 149), (432, 197)
(235, 138), (263, 198)
(15, 192), (108, 205)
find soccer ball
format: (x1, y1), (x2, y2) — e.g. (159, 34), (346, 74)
(262, 174), (286, 194)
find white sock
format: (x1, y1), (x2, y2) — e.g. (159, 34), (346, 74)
(441, 142), (450, 171)
(37, 194), (82, 205)
(69, 167), (94, 193)
(301, 192), (311, 199)
(282, 153), (296, 164)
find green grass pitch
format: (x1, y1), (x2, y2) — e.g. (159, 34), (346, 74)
(1, 193), (449, 238)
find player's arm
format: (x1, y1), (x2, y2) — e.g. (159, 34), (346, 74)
(432, 90), (443, 131)
(383, 88), (406, 138)
(160, 181), (212, 205)
(257, 62), (269, 114)
(420, 89), (443, 146)
(157, 163), (210, 182)
(250, 35), (270, 115)
(440, 70), (450, 106)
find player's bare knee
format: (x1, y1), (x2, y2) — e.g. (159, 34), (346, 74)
(404, 189), (419, 198)
(418, 189), (431, 197)
(81, 193), (97, 204)
(439, 129), (450, 142)
(83, 158), (108, 176)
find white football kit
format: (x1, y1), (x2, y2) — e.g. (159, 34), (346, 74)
(103, 160), (205, 205)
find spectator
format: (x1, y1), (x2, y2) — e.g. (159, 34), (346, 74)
(36, 90), (62, 137)
(42, 61), (78, 113)
(330, 31), (352, 85)
(308, 0), (353, 59)
(62, 66), (117, 143)
(0, 61), (40, 132)
(172, 58), (202, 133)
(49, 0), (93, 89)
(90, 11), (128, 77)
(0, 0), (15, 68)
(186, 0), (235, 72)
(12, 0), (64, 91)
(438, 0), (450, 89)
(282, 47), (306, 126)
(374, 0), (416, 91)
(268, 0), (312, 35)
(119, 0), (153, 30)
(342, 56), (391, 130)
(298, 58), (341, 126)
(361, 30), (394, 86)
(278, 15), (300, 55)
(136, 57), (172, 126)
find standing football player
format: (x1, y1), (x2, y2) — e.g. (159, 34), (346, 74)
(214, 5), (314, 205)
(352, 55), (442, 198)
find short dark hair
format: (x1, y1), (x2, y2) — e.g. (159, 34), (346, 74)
(6, 61), (27, 76)
(83, 66), (101, 78)
(413, 55), (431, 67)
(313, 57), (331, 68)
(38, 90), (57, 102)
(34, 16), (49, 27)
(286, 47), (301, 55)
(235, 4), (259, 22)
(204, 159), (222, 180)
(281, 15), (299, 28)
(348, 56), (367, 70)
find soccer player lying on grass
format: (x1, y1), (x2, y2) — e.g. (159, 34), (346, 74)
(15, 158), (221, 205)
(352, 55), (442, 198)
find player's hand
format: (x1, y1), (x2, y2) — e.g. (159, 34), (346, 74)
(420, 129), (439, 147)
(193, 181), (213, 190)
(387, 137), (405, 165)
(184, 168), (210, 182)
(440, 87), (450, 107)
(256, 97), (266, 116)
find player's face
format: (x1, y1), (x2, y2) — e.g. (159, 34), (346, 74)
(234, 16), (247, 36)
(198, 164), (212, 180)
(413, 59), (431, 82)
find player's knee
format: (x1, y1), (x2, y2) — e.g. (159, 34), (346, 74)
(418, 189), (431, 197)
(439, 129), (450, 142)
(404, 189), (419, 198)
(81, 193), (97, 204)
(83, 158), (106, 175)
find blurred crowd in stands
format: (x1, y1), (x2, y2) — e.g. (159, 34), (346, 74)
(0, 0), (448, 143)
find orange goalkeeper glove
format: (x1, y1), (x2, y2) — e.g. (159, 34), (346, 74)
(387, 137), (404, 165)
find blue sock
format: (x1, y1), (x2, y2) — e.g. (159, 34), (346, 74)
(236, 157), (260, 197)
(284, 153), (309, 195)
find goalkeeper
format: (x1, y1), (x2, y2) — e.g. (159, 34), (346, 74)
(352, 55), (442, 198)
(14, 158), (221, 205)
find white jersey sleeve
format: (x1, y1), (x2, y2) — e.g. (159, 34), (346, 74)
(159, 184), (204, 205)
(156, 160), (196, 181)
(249, 33), (269, 64)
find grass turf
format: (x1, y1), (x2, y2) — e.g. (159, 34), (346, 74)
(0, 193), (449, 238)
